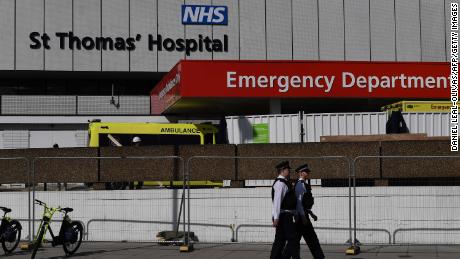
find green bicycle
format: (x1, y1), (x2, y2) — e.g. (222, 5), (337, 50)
(31, 199), (83, 259)
(0, 206), (22, 254)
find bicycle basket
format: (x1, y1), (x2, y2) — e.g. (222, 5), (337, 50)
(3, 226), (17, 242)
(63, 227), (78, 244)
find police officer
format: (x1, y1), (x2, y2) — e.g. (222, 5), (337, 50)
(294, 163), (325, 259)
(270, 161), (298, 259)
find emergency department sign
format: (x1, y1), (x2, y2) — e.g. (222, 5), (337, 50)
(151, 60), (450, 114)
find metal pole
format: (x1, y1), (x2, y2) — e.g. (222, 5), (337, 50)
(27, 158), (31, 242)
(182, 157), (186, 245)
(353, 157), (357, 247)
(348, 159), (352, 246)
(32, 158), (36, 240)
(187, 165), (191, 246)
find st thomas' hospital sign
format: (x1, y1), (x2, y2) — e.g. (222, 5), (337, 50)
(28, 4), (229, 56)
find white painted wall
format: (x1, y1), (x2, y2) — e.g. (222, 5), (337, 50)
(303, 112), (451, 142)
(1, 0), (450, 72)
(1, 186), (458, 244)
(29, 131), (88, 148)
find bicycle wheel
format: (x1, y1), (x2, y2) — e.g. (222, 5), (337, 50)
(62, 221), (83, 256)
(31, 225), (46, 259)
(1, 220), (21, 254)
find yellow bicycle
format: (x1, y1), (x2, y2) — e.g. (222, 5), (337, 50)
(31, 199), (83, 259)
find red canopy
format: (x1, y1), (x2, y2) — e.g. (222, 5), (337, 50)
(151, 60), (450, 115)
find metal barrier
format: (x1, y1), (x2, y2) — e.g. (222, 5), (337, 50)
(31, 156), (186, 244)
(0, 154), (458, 247)
(393, 228), (460, 244)
(352, 156), (460, 245)
(186, 156), (352, 245)
(235, 224), (391, 244)
(86, 219), (234, 242)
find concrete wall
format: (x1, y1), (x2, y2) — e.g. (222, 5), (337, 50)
(237, 142), (381, 179)
(381, 141), (460, 178)
(99, 146), (177, 182)
(1, 186), (459, 244)
(0, 148), (98, 183)
(0, 141), (458, 182)
(0, 0), (450, 72)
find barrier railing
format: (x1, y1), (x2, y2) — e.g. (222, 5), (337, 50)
(31, 156), (186, 244)
(352, 156), (460, 245)
(234, 224), (391, 244)
(186, 156), (352, 245)
(0, 154), (458, 247)
(393, 228), (460, 244)
(86, 219), (234, 242)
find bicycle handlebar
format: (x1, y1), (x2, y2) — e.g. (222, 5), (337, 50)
(35, 199), (66, 214)
(35, 199), (45, 206)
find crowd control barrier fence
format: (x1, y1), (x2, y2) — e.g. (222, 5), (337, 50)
(352, 156), (460, 245)
(0, 155), (459, 247)
(30, 156), (187, 244)
(185, 156), (353, 246)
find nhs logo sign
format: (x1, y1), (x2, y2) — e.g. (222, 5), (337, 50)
(182, 5), (228, 25)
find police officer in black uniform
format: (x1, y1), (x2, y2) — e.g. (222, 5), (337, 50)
(270, 161), (298, 259)
(293, 163), (325, 259)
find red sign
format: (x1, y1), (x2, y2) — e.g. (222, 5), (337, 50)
(151, 62), (182, 114)
(152, 60), (450, 113)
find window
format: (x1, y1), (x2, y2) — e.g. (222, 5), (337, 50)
(98, 134), (202, 147)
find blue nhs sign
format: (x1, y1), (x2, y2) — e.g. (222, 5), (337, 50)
(181, 5), (228, 25)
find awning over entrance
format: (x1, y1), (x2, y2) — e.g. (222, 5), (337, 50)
(150, 60), (449, 115)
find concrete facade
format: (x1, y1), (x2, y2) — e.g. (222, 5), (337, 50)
(0, 0), (451, 72)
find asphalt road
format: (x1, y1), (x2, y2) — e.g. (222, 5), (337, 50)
(4, 242), (460, 259)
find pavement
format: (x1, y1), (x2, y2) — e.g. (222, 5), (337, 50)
(4, 242), (460, 259)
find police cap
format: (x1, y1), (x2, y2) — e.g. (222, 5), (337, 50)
(275, 160), (291, 170)
(295, 163), (311, 173)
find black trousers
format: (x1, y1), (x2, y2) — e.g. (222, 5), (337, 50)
(270, 213), (298, 259)
(293, 216), (325, 259)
